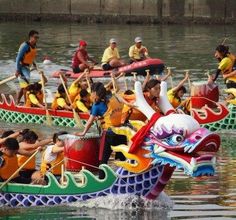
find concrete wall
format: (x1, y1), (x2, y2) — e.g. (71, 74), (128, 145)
(0, 0), (236, 24)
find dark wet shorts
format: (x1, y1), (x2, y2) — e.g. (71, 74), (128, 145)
(72, 67), (82, 73)
(102, 63), (113, 71)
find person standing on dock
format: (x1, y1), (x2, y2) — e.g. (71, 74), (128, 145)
(101, 38), (125, 70)
(15, 30), (39, 105)
(129, 37), (149, 63)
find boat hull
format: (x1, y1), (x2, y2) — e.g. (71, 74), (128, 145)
(52, 58), (165, 79)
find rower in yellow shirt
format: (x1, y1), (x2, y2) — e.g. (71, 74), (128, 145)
(212, 45), (236, 88)
(101, 38), (125, 70)
(51, 84), (72, 111)
(68, 70), (87, 102)
(167, 72), (189, 109)
(129, 37), (149, 63)
(73, 89), (91, 113)
(224, 88), (236, 105)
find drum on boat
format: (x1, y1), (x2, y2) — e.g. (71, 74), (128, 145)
(61, 134), (100, 172)
(190, 81), (219, 108)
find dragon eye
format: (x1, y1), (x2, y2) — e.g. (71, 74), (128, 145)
(165, 134), (184, 146)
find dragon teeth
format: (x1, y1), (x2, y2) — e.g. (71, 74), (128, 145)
(153, 145), (165, 154)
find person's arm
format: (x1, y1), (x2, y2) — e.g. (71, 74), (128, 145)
(114, 94), (136, 108)
(52, 145), (64, 154)
(158, 70), (172, 81)
(142, 70), (151, 90)
(172, 72), (189, 92)
(88, 56), (97, 64)
(129, 46), (136, 61)
(77, 51), (89, 67)
(212, 69), (221, 81)
(223, 70), (236, 79)
(29, 94), (45, 108)
(75, 115), (96, 136)
(0, 131), (20, 145)
(19, 138), (52, 151)
(15, 43), (28, 76)
(141, 46), (149, 58)
(57, 97), (72, 110)
(76, 100), (89, 113)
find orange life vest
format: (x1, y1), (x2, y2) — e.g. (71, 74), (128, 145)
(99, 96), (123, 129)
(17, 153), (36, 171)
(51, 93), (69, 110)
(0, 153), (19, 180)
(21, 41), (37, 65)
(41, 150), (64, 175)
(121, 93), (147, 123)
(25, 91), (44, 107)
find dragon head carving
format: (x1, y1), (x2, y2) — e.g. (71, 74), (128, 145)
(112, 81), (220, 178)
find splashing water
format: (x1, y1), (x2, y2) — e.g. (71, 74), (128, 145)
(70, 192), (174, 211)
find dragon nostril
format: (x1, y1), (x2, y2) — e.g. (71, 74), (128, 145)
(195, 135), (202, 140)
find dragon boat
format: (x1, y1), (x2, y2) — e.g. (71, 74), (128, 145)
(0, 81), (220, 207)
(0, 94), (92, 128)
(190, 97), (235, 132)
(52, 58), (165, 79)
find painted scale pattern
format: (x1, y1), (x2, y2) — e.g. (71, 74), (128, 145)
(0, 165), (168, 207)
(203, 104), (236, 131)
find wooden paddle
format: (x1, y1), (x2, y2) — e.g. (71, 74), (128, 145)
(39, 71), (53, 126)
(0, 75), (17, 86)
(122, 72), (128, 91)
(167, 67), (174, 88)
(131, 72), (137, 81)
(85, 69), (91, 93)
(111, 72), (117, 93)
(221, 37), (228, 45)
(0, 149), (39, 190)
(59, 73), (83, 129)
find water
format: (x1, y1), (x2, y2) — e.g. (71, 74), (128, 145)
(0, 22), (235, 219)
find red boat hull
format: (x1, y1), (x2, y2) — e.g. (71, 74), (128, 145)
(52, 58), (165, 78)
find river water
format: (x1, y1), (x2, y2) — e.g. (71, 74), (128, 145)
(0, 22), (235, 219)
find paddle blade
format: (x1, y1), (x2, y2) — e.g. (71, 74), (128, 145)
(73, 109), (83, 129)
(45, 110), (53, 126)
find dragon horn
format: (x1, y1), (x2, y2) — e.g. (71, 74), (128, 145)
(134, 81), (155, 120)
(158, 81), (175, 115)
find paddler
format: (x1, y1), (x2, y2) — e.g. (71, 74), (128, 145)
(212, 45), (236, 88)
(167, 72), (189, 109)
(41, 131), (68, 182)
(224, 88), (236, 105)
(75, 81), (127, 179)
(51, 84), (72, 111)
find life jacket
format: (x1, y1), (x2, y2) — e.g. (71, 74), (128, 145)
(25, 91), (44, 108)
(41, 149), (64, 175)
(167, 89), (181, 109)
(17, 153), (36, 171)
(99, 96), (123, 130)
(51, 93), (69, 110)
(226, 53), (236, 82)
(121, 93), (147, 123)
(21, 41), (37, 65)
(72, 48), (88, 68)
(73, 95), (91, 113)
(68, 82), (81, 102)
(0, 153), (19, 180)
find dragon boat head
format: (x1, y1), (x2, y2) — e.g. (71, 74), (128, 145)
(112, 81), (220, 177)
